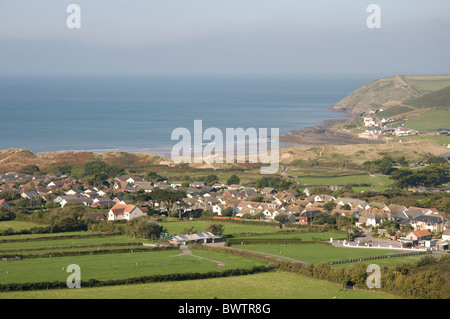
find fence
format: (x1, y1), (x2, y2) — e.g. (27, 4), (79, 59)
(327, 250), (432, 265)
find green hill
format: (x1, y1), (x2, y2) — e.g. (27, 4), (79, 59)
(330, 75), (421, 115)
(404, 85), (450, 108)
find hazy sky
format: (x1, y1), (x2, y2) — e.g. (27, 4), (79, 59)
(1, 0), (449, 77)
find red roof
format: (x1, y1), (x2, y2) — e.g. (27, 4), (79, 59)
(413, 230), (432, 238)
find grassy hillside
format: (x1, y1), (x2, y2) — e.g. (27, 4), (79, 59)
(402, 75), (450, 95)
(330, 75), (421, 115)
(404, 85), (450, 108)
(404, 109), (450, 133)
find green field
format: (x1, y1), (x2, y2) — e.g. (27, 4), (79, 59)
(296, 173), (393, 187)
(161, 220), (279, 236)
(0, 249), (265, 284)
(0, 271), (395, 299)
(231, 231), (346, 241)
(402, 75), (450, 94)
(236, 244), (405, 264)
(404, 109), (450, 133)
(0, 221), (44, 231)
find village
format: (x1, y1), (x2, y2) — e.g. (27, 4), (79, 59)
(0, 170), (448, 251)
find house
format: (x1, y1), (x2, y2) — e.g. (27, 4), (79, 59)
(60, 197), (94, 208)
(0, 200), (11, 209)
(298, 209), (324, 225)
(306, 195), (335, 203)
(410, 215), (444, 233)
(356, 208), (388, 227)
(108, 204), (145, 221)
(190, 181), (206, 188)
(170, 181), (183, 188)
(260, 187), (277, 195)
(92, 197), (115, 209)
(442, 229), (450, 242)
(405, 230), (432, 241)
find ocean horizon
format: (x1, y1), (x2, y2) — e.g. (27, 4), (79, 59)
(0, 75), (372, 157)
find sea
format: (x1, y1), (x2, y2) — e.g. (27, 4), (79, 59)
(0, 75), (372, 157)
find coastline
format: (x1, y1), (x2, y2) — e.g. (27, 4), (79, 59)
(279, 118), (385, 147)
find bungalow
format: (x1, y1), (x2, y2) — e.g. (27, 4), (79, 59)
(60, 197), (94, 208)
(108, 204), (145, 221)
(298, 210), (323, 225)
(238, 207), (265, 218)
(0, 199), (11, 209)
(260, 187), (277, 195)
(92, 197), (115, 208)
(170, 181), (183, 188)
(190, 181), (206, 188)
(405, 230), (432, 241)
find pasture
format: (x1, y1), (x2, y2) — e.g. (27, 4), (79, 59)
(235, 244), (406, 264)
(0, 271), (395, 299)
(295, 173), (393, 187)
(404, 109), (450, 133)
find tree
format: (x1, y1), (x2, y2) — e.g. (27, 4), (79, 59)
(323, 201), (337, 213)
(206, 223), (224, 235)
(126, 215), (166, 240)
(274, 212), (289, 224)
(205, 174), (219, 186)
(226, 174), (240, 185)
(221, 207), (234, 217)
(0, 207), (15, 221)
(151, 188), (186, 218)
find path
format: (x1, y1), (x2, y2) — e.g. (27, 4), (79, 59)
(169, 245), (228, 266)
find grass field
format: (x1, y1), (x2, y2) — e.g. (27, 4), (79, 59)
(404, 109), (450, 133)
(295, 173), (393, 187)
(236, 244), (405, 264)
(161, 220), (279, 236)
(0, 271), (395, 299)
(231, 231), (346, 241)
(402, 75), (450, 94)
(0, 249), (266, 284)
(0, 221), (44, 231)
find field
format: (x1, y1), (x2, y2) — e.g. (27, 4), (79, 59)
(0, 249), (265, 284)
(404, 109), (450, 133)
(231, 243), (406, 264)
(161, 220), (280, 236)
(0, 220), (43, 231)
(0, 271), (395, 299)
(402, 75), (450, 95)
(295, 173), (393, 187)
(0, 220), (434, 299)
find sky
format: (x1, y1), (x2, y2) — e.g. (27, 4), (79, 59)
(0, 0), (449, 77)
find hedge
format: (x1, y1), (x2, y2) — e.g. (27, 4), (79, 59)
(0, 232), (121, 244)
(0, 246), (178, 260)
(226, 238), (331, 246)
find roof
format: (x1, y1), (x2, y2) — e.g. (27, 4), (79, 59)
(110, 204), (137, 215)
(413, 230), (432, 238)
(170, 232), (223, 242)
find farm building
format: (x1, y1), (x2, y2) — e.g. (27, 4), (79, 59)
(169, 232), (224, 246)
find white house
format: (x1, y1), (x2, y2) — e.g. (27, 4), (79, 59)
(108, 204), (145, 221)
